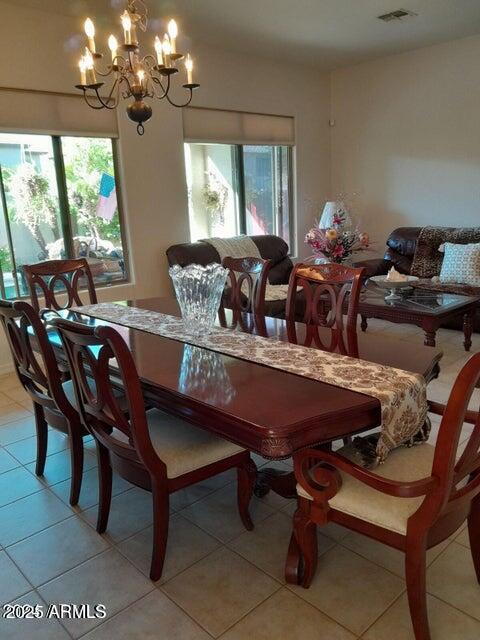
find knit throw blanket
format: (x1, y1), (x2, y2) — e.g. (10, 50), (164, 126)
(410, 226), (480, 278)
(202, 236), (261, 262)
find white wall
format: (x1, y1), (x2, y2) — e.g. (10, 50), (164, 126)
(0, 1), (331, 371)
(331, 34), (480, 254)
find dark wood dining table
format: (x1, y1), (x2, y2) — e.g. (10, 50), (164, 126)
(52, 296), (442, 497)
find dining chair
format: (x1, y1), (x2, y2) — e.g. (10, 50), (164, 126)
(287, 351), (480, 640)
(23, 258), (98, 312)
(222, 256), (272, 316)
(285, 262), (365, 354)
(52, 316), (257, 581)
(0, 300), (89, 505)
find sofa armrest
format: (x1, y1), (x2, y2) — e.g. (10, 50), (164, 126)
(352, 257), (391, 277)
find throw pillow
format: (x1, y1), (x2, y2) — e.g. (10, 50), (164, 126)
(439, 242), (480, 286)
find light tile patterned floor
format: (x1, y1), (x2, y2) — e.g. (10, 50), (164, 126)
(0, 320), (479, 639)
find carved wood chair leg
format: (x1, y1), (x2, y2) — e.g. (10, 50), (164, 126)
(292, 504), (318, 588)
(96, 442), (112, 533)
(237, 458), (257, 531)
(33, 402), (48, 476)
(68, 427), (84, 506)
(405, 537), (431, 640)
(468, 495), (480, 584)
(149, 480), (170, 582)
(285, 528), (303, 585)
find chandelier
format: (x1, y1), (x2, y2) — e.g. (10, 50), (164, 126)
(75, 0), (200, 135)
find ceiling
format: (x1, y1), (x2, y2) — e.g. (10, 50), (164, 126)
(10, 0), (480, 69)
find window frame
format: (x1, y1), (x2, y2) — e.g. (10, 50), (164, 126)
(0, 133), (130, 299)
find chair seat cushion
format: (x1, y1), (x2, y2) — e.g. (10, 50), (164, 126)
(297, 443), (436, 535)
(146, 408), (245, 479)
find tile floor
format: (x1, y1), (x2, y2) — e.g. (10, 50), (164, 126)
(0, 320), (479, 639)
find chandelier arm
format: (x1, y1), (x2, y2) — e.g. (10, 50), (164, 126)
(120, 74), (136, 99)
(142, 54), (157, 70)
(83, 91), (111, 110)
(104, 77), (121, 108)
(113, 55), (129, 68)
(151, 74), (170, 99)
(93, 63), (116, 78)
(84, 80), (119, 110)
(165, 87), (194, 108)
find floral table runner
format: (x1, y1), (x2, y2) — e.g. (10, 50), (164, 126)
(73, 302), (428, 464)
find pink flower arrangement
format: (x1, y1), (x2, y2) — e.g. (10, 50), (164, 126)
(305, 210), (370, 264)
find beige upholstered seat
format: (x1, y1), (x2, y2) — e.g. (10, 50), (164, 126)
(297, 443), (436, 535)
(146, 408), (244, 478)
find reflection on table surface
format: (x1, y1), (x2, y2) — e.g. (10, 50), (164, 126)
(179, 344), (236, 407)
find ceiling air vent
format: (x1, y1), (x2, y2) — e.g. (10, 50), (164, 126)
(377, 9), (417, 22)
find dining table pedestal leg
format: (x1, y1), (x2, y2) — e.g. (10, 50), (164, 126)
(254, 467), (297, 499)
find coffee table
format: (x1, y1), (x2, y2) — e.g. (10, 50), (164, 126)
(359, 284), (479, 350)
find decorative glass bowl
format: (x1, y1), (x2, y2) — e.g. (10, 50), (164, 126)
(370, 274), (419, 301)
(169, 263), (228, 336)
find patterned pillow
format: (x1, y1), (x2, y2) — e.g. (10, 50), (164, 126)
(439, 242), (480, 286)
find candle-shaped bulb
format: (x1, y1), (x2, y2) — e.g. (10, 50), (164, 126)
(162, 34), (171, 66)
(121, 10), (132, 44)
(108, 34), (118, 63)
(162, 34), (171, 54)
(84, 17), (96, 53)
(168, 19), (178, 53)
(154, 35), (163, 65)
(83, 47), (96, 83)
(78, 56), (87, 85)
(84, 18), (95, 38)
(84, 47), (94, 69)
(137, 69), (145, 86)
(185, 54), (193, 84)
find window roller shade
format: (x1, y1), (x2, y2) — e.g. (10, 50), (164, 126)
(0, 88), (118, 138)
(183, 107), (294, 146)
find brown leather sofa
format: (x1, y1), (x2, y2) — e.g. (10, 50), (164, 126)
(353, 227), (421, 277)
(166, 235), (295, 318)
(354, 227), (480, 332)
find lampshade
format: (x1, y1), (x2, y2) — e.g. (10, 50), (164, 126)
(319, 201), (340, 229)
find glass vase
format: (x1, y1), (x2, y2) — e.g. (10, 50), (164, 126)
(169, 263), (228, 336)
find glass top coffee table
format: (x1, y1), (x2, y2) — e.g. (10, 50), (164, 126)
(359, 284), (480, 349)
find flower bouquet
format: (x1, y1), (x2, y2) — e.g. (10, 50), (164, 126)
(305, 207), (370, 264)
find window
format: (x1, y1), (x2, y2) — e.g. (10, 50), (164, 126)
(184, 142), (293, 245)
(0, 133), (127, 298)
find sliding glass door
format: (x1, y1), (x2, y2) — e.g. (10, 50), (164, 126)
(243, 145), (292, 241)
(184, 142), (293, 245)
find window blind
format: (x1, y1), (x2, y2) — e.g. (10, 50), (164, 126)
(0, 88), (118, 138)
(183, 106), (294, 146)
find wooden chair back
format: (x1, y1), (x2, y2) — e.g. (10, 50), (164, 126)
(427, 352), (480, 526)
(0, 300), (75, 419)
(285, 262), (365, 353)
(222, 257), (271, 317)
(23, 259), (98, 311)
(51, 317), (162, 476)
